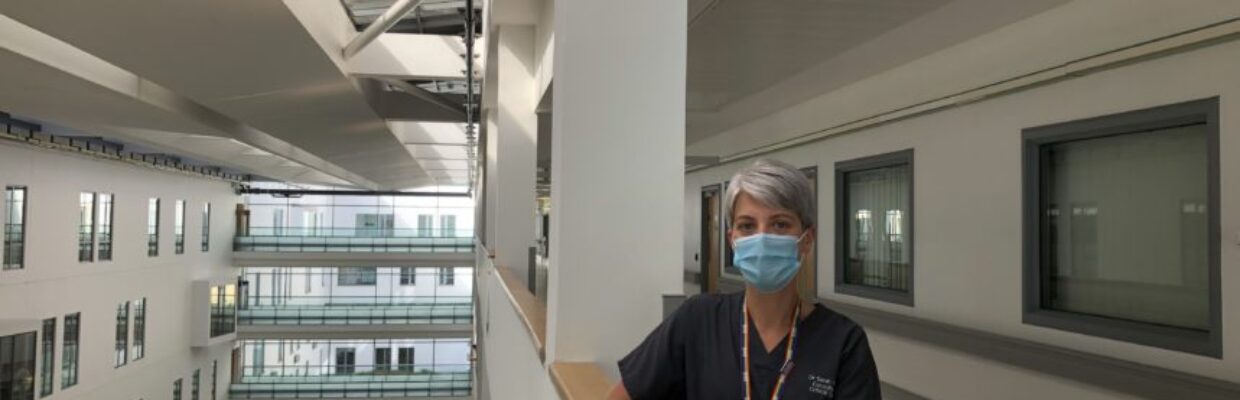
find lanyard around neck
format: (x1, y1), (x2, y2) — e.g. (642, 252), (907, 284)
(742, 296), (801, 400)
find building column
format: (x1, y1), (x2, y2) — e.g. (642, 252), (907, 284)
(545, 0), (686, 372)
(491, 25), (539, 274)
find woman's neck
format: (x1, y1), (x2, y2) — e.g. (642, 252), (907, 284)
(745, 285), (801, 350)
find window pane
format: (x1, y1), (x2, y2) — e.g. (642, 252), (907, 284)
(337, 267), (377, 286)
(98, 194), (114, 261)
(1041, 124), (1209, 330)
(148, 198), (160, 257)
(133, 298), (146, 360)
(115, 302), (129, 367)
(40, 319), (54, 396)
(61, 313), (79, 388)
(843, 163), (912, 291)
(3, 186), (26, 269)
(78, 193), (95, 262)
(202, 203), (211, 252)
(175, 200), (186, 254)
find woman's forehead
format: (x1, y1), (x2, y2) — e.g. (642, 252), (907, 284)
(733, 192), (798, 219)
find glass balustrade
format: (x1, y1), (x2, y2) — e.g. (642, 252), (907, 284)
(234, 228), (474, 253)
(240, 269), (473, 326)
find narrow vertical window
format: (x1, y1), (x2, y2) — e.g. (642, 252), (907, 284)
(211, 360), (218, 400)
(438, 267), (455, 286)
(417, 214), (433, 237)
(98, 194), (114, 261)
(114, 301), (129, 367)
(400, 267), (416, 285)
(439, 215), (456, 237)
(835, 150), (914, 306)
(40, 318), (55, 397)
(133, 298), (146, 360)
(61, 312), (80, 388)
(175, 200), (186, 254)
(148, 198), (160, 257)
(3, 186), (26, 270)
(201, 203), (211, 252)
(375, 347), (391, 371)
(78, 193), (95, 262)
(173, 378), (182, 400)
(191, 369), (200, 400)
(397, 347), (414, 372)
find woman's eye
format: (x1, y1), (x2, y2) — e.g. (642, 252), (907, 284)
(737, 223), (755, 231)
(774, 221), (790, 230)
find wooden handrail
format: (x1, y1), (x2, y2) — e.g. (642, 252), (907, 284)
(550, 362), (614, 400)
(494, 264), (547, 359)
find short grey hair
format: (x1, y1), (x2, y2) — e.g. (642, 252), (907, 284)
(724, 159), (816, 229)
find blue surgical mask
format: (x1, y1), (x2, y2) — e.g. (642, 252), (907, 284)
(732, 232), (806, 293)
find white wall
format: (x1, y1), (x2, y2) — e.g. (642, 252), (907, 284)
(684, 2), (1240, 397)
(0, 141), (239, 400)
(477, 261), (556, 400)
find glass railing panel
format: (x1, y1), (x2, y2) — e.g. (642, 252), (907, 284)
(228, 364), (472, 399)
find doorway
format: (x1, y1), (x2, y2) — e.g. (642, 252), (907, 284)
(700, 184), (722, 294)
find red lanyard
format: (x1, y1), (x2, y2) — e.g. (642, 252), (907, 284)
(742, 297), (800, 400)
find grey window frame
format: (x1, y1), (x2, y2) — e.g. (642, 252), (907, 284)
(3, 185), (27, 270)
(148, 198), (160, 257)
(78, 192), (96, 263)
(98, 193), (114, 261)
(1021, 97), (1221, 358)
(833, 149), (915, 306)
(174, 200), (186, 254)
(61, 312), (80, 389)
(114, 301), (129, 367)
(39, 318), (54, 397)
(201, 203), (211, 252)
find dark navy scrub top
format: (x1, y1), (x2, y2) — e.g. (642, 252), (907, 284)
(618, 292), (881, 400)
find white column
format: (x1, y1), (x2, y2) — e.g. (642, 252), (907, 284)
(492, 25), (539, 273)
(546, 0), (686, 372)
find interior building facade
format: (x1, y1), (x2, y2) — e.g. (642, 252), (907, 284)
(0, 1), (1239, 399)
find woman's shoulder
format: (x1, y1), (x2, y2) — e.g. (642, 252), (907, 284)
(806, 302), (870, 343)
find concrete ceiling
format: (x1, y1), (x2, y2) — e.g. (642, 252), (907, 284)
(0, 0), (438, 189)
(686, 0), (1069, 144)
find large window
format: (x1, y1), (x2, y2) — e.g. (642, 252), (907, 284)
(209, 285), (237, 337)
(834, 150), (914, 306)
(39, 318), (54, 397)
(337, 267), (377, 286)
(133, 298), (146, 360)
(98, 193), (114, 261)
(1023, 98), (1220, 357)
(61, 312), (79, 388)
(3, 186), (26, 270)
(0, 331), (36, 400)
(201, 203), (211, 252)
(78, 192), (95, 262)
(148, 198), (160, 257)
(115, 301), (129, 367)
(175, 200), (186, 254)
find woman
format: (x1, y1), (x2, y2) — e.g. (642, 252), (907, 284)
(609, 159), (881, 400)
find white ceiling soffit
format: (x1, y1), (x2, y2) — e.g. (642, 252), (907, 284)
(0, 0), (431, 189)
(389, 121), (472, 185)
(348, 33), (470, 80)
(0, 13), (360, 187)
(686, 0), (1070, 143)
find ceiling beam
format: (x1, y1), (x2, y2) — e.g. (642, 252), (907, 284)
(343, 0), (426, 59)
